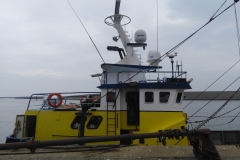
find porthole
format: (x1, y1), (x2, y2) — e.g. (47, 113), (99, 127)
(71, 116), (87, 129)
(87, 116), (103, 129)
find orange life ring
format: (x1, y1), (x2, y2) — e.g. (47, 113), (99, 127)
(48, 92), (63, 108)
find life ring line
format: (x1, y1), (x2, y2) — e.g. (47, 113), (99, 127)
(48, 92), (63, 108)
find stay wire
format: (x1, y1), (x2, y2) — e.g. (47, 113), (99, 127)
(120, 1), (239, 85)
(207, 106), (240, 119)
(183, 59), (240, 110)
(189, 77), (240, 119)
(193, 86), (240, 129)
(203, 110), (240, 127)
(210, 0), (228, 21)
(167, 1), (237, 55)
(184, 1), (240, 110)
(190, 105), (240, 123)
(89, 1), (239, 103)
(67, 0), (105, 63)
(234, 2), (240, 57)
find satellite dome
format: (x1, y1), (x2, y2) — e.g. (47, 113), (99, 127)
(134, 29), (147, 43)
(147, 50), (161, 66)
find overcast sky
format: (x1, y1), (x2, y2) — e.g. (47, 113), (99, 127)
(0, 0), (240, 97)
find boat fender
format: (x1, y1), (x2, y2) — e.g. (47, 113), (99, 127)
(47, 92), (63, 108)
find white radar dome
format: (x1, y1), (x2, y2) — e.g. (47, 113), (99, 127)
(147, 50), (161, 66)
(134, 29), (147, 43)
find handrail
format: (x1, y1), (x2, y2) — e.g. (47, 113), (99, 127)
(27, 92), (101, 110)
(101, 70), (187, 85)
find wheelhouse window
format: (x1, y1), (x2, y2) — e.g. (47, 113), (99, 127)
(87, 116), (103, 129)
(159, 92), (170, 103)
(107, 92), (115, 102)
(145, 92), (154, 102)
(176, 92), (182, 103)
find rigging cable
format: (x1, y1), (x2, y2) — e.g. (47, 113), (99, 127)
(165, 1), (239, 55)
(215, 106), (240, 118)
(210, 0), (228, 21)
(183, 1), (240, 110)
(193, 87), (240, 129)
(234, 0), (240, 57)
(200, 110), (240, 127)
(122, 1), (239, 83)
(189, 79), (240, 119)
(190, 105), (240, 123)
(93, 1), (240, 102)
(183, 0), (239, 110)
(118, 0), (240, 85)
(67, 0), (105, 63)
(183, 59), (240, 110)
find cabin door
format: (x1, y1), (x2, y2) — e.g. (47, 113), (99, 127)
(14, 115), (24, 138)
(126, 92), (139, 125)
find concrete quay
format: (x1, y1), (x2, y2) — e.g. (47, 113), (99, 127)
(0, 145), (240, 160)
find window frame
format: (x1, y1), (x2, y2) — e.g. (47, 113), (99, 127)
(145, 91), (154, 103)
(176, 92), (183, 103)
(70, 116), (87, 129)
(87, 116), (103, 129)
(159, 92), (170, 103)
(107, 92), (116, 102)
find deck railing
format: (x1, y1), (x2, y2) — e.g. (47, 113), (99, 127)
(27, 92), (101, 110)
(103, 70), (187, 84)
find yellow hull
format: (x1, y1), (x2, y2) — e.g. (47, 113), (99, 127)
(24, 110), (188, 146)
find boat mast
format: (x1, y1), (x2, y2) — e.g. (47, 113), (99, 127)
(105, 0), (140, 65)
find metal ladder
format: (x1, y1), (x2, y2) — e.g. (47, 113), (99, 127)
(106, 89), (119, 135)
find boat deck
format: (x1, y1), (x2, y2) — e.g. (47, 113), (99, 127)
(0, 145), (239, 160)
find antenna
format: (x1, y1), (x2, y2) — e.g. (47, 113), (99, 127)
(156, 0), (160, 79)
(67, 0), (105, 63)
(156, 0), (159, 53)
(181, 61), (183, 78)
(167, 52), (177, 78)
(176, 60), (182, 77)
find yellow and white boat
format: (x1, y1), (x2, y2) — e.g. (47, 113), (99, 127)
(7, 0), (192, 147)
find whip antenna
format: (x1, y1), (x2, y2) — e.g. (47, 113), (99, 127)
(156, 0), (159, 53)
(67, 0), (105, 63)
